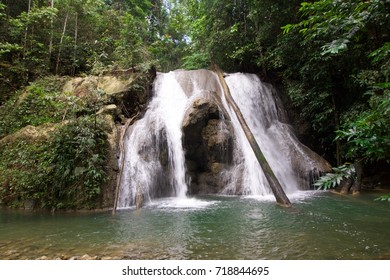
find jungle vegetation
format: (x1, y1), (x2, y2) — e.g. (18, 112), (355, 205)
(0, 0), (389, 207)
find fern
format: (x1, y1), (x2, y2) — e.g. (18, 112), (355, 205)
(375, 194), (390, 202)
(314, 164), (356, 190)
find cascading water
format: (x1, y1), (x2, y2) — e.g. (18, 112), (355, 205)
(118, 72), (189, 207)
(223, 73), (300, 196)
(118, 70), (330, 208)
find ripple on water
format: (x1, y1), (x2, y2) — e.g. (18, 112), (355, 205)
(146, 197), (220, 211)
(1, 193), (389, 260)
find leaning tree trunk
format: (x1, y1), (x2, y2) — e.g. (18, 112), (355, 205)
(212, 65), (292, 207)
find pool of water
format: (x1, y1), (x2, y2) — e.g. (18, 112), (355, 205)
(1, 191), (389, 259)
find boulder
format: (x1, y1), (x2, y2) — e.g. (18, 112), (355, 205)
(289, 144), (332, 189)
(0, 123), (62, 146)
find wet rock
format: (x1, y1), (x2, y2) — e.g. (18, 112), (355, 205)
(99, 114), (120, 209)
(80, 254), (98, 260)
(97, 104), (120, 118)
(202, 119), (233, 165)
(289, 145), (332, 189)
(22, 199), (36, 210)
(182, 92), (235, 194)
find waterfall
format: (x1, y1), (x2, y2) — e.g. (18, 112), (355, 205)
(118, 70), (330, 208)
(118, 72), (189, 207)
(223, 73), (299, 195)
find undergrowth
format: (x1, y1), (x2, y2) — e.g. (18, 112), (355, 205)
(0, 116), (108, 210)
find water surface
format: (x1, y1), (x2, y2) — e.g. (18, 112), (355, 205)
(1, 192), (389, 259)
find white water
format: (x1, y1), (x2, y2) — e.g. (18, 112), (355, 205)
(118, 72), (189, 207)
(223, 73), (299, 195)
(118, 70), (325, 207)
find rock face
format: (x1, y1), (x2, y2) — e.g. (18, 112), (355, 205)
(0, 68), (155, 210)
(289, 144), (332, 189)
(63, 69), (152, 122)
(182, 92), (234, 194)
(61, 70), (154, 208)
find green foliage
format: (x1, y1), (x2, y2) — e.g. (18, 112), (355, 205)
(336, 37), (390, 162)
(112, 12), (149, 68)
(0, 73), (111, 209)
(375, 194), (390, 202)
(0, 139), (51, 207)
(337, 90), (390, 161)
(182, 51), (210, 70)
(282, 0), (389, 57)
(0, 75), (111, 138)
(0, 116), (108, 210)
(0, 0), (166, 102)
(0, 77), (65, 137)
(314, 164), (355, 190)
(46, 117), (108, 209)
(276, 0), (390, 164)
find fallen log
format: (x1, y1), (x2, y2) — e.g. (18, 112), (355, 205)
(212, 65), (292, 207)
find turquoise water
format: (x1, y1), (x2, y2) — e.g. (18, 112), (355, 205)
(1, 191), (389, 259)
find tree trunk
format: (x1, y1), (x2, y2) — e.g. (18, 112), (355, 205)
(340, 177), (353, 194)
(331, 93), (342, 166)
(72, 12), (78, 76)
(56, 11), (69, 75)
(258, 45), (268, 80)
(351, 159), (363, 194)
(23, 0), (32, 55)
(212, 65), (292, 207)
(48, 0), (54, 63)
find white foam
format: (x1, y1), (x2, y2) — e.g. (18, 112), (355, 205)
(148, 197), (219, 210)
(242, 190), (322, 203)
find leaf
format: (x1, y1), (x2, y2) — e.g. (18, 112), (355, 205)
(74, 167), (87, 177)
(321, 39), (349, 55)
(314, 164), (356, 190)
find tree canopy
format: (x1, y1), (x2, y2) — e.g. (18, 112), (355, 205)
(1, 0), (389, 169)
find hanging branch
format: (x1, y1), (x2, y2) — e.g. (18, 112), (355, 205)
(212, 64), (292, 207)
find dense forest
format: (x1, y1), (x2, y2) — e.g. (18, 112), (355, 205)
(0, 0), (389, 208)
